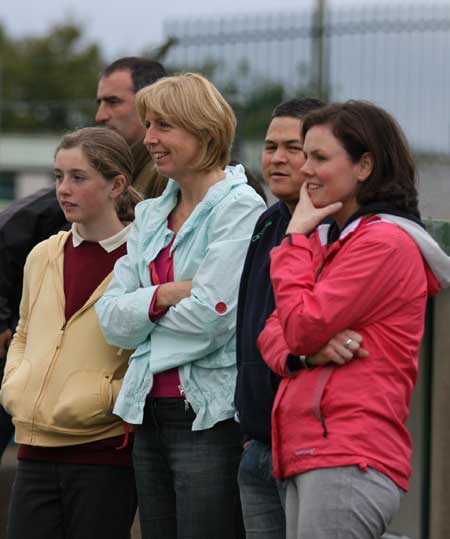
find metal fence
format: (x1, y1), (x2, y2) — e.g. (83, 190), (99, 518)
(164, 2), (450, 221)
(2, 3), (450, 219)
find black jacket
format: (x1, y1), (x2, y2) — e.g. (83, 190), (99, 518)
(0, 187), (68, 334)
(234, 201), (291, 445)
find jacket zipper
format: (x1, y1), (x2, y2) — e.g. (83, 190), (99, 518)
(30, 240), (111, 442)
(56, 321), (67, 349)
(178, 384), (190, 411)
(311, 365), (334, 439)
(320, 414), (328, 438)
(30, 320), (67, 443)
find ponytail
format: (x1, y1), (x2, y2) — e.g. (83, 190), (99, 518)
(116, 185), (143, 222)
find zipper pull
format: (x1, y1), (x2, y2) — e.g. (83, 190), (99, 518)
(56, 321), (67, 349)
(320, 414), (328, 438)
(178, 384), (190, 411)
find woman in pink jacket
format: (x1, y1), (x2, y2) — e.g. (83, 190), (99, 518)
(258, 101), (450, 539)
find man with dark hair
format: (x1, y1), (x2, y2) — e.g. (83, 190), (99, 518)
(102, 56), (167, 93)
(234, 97), (325, 537)
(96, 57), (167, 198)
(0, 57), (167, 458)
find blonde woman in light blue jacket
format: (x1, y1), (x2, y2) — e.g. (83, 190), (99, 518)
(96, 73), (266, 539)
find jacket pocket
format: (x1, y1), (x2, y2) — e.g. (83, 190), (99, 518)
(0, 359), (32, 416)
(51, 370), (116, 429)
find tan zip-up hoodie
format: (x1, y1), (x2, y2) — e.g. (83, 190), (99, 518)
(0, 231), (132, 446)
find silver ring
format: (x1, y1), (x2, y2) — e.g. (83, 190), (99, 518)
(344, 338), (353, 349)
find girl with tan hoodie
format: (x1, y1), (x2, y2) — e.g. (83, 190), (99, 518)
(0, 127), (141, 539)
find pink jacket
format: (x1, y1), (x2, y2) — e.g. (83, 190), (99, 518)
(258, 216), (441, 490)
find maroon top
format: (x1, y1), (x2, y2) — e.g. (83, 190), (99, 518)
(18, 234), (132, 466)
(148, 217), (182, 398)
(63, 238), (126, 320)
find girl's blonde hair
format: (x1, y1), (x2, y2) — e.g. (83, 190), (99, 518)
(136, 73), (236, 171)
(55, 127), (143, 221)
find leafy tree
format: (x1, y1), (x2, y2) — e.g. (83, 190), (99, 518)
(0, 21), (328, 141)
(238, 83), (285, 139)
(0, 23), (104, 132)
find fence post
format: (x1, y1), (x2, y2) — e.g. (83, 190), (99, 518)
(428, 220), (450, 539)
(311, 0), (329, 99)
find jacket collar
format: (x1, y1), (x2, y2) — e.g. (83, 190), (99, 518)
(279, 201), (292, 221)
(140, 164), (248, 240)
(70, 223), (131, 252)
(327, 201), (424, 245)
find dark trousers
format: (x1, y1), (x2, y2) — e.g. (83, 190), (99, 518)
(134, 397), (244, 539)
(0, 358), (14, 458)
(7, 460), (137, 539)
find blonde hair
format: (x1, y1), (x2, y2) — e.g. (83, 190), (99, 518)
(55, 127), (143, 222)
(136, 73), (236, 171)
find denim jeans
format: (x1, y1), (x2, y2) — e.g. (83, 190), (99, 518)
(133, 397), (244, 539)
(238, 439), (286, 539)
(7, 459), (137, 539)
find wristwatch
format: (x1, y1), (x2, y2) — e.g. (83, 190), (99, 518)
(286, 353), (315, 372)
(284, 233), (305, 246)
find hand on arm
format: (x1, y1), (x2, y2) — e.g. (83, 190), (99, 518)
(154, 280), (193, 310)
(95, 214), (161, 349)
(307, 329), (369, 367)
(258, 310), (368, 378)
(286, 182), (343, 235)
(149, 193), (266, 370)
(270, 221), (399, 355)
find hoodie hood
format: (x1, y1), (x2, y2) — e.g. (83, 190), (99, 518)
(327, 202), (424, 244)
(46, 230), (70, 262)
(376, 214), (450, 291)
(325, 203), (450, 291)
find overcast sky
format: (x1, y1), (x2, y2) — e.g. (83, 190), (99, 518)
(1, 0), (447, 60)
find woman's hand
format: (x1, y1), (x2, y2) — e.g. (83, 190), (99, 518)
(286, 182), (343, 235)
(307, 329), (369, 367)
(155, 280), (193, 310)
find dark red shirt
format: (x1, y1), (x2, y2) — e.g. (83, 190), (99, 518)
(148, 218), (182, 398)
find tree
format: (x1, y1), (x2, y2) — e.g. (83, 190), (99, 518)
(0, 23), (104, 132)
(238, 83), (285, 140)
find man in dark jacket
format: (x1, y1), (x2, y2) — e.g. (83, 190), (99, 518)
(234, 98), (325, 537)
(0, 57), (167, 457)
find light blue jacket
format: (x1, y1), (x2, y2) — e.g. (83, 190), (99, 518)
(96, 165), (266, 430)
